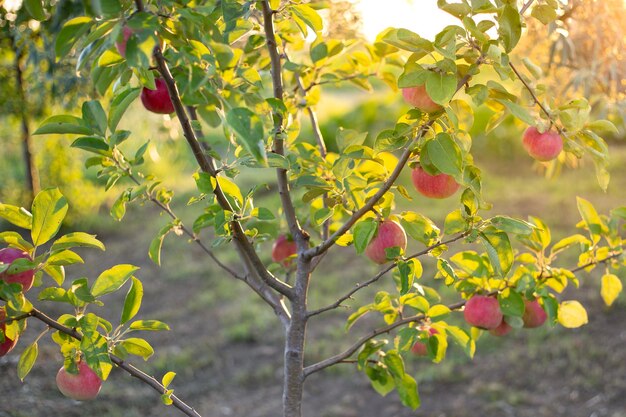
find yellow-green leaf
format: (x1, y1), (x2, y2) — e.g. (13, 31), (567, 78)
(557, 300), (588, 328)
(601, 274), (622, 307)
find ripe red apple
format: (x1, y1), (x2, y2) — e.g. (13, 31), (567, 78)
(411, 328), (438, 356)
(115, 26), (134, 57)
(56, 360), (102, 401)
(464, 295), (503, 330)
(522, 299), (547, 328)
(141, 78), (175, 114)
(522, 126), (563, 162)
(0, 247), (35, 292)
(402, 85), (442, 113)
(411, 166), (460, 199)
(489, 318), (512, 336)
(365, 220), (407, 264)
(272, 235), (297, 267)
(0, 307), (18, 356)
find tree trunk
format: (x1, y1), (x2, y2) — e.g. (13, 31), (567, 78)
(282, 260), (311, 417)
(12, 33), (40, 201)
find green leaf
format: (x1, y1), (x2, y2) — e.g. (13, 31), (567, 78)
(401, 212), (440, 245)
(71, 137), (111, 156)
(149, 224), (175, 266)
(576, 197), (606, 244)
(336, 128), (368, 152)
(0, 232), (33, 251)
(424, 133), (463, 177)
(121, 277), (143, 324)
(226, 108), (267, 164)
(82, 100), (107, 136)
(490, 216), (534, 235)
(119, 337), (154, 360)
(550, 234), (589, 256)
(108, 88), (142, 132)
(55, 17), (93, 59)
(498, 290), (525, 316)
(531, 4), (557, 25)
(23, 0), (46, 20)
(290, 4), (323, 33)
(397, 261), (412, 296)
(444, 209), (466, 235)
(479, 228), (513, 277)
(33, 115), (94, 136)
(129, 320), (170, 331)
(47, 250), (84, 266)
(425, 72), (457, 105)
(353, 219), (378, 254)
(587, 119), (619, 134)
(51, 232), (105, 252)
(445, 325), (475, 358)
(496, 99), (534, 125)
(381, 28), (433, 54)
(498, 4), (522, 52)
(17, 342), (38, 381)
(383, 351), (420, 409)
(91, 264), (139, 297)
(89, 0), (121, 18)
(346, 304), (375, 330)
(31, 188), (68, 246)
(0, 204), (32, 229)
(43, 265), (65, 286)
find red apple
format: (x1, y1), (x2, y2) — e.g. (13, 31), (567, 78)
(0, 307), (18, 356)
(272, 235), (297, 267)
(365, 220), (407, 264)
(411, 166), (460, 199)
(411, 328), (438, 356)
(56, 360), (102, 401)
(402, 85), (442, 113)
(0, 247), (35, 292)
(464, 295), (503, 330)
(522, 126), (563, 162)
(115, 26), (134, 57)
(522, 299), (547, 328)
(489, 318), (512, 336)
(141, 78), (175, 114)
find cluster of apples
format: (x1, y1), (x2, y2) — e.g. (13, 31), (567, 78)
(116, 26), (175, 114)
(0, 248), (102, 400)
(411, 295), (547, 357)
(403, 84), (564, 162)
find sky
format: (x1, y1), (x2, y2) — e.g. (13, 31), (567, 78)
(355, 0), (457, 41)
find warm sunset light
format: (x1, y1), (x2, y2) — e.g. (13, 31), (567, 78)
(355, 0), (457, 41)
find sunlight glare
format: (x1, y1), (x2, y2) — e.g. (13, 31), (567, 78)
(355, 0), (457, 41)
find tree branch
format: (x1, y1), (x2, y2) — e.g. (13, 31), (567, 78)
(138, 9), (293, 299)
(303, 251), (622, 377)
(28, 308), (202, 417)
(261, 0), (305, 251)
(520, 0), (536, 15)
(308, 231), (470, 317)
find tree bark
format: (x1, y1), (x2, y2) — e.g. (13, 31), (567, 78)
(11, 34), (40, 201)
(283, 259), (311, 417)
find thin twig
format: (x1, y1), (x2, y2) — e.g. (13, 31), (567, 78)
(29, 308), (202, 417)
(520, 0), (536, 15)
(308, 231), (470, 317)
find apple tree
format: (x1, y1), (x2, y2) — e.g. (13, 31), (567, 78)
(1, 1), (624, 417)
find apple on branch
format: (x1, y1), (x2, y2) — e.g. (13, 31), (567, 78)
(489, 318), (512, 336)
(365, 220), (407, 264)
(411, 165), (460, 199)
(0, 247), (35, 292)
(464, 295), (503, 330)
(115, 26), (133, 57)
(522, 298), (547, 328)
(402, 84), (442, 113)
(141, 78), (175, 114)
(0, 307), (18, 357)
(56, 360), (102, 401)
(411, 327), (438, 356)
(272, 234), (297, 267)
(522, 126), (563, 161)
